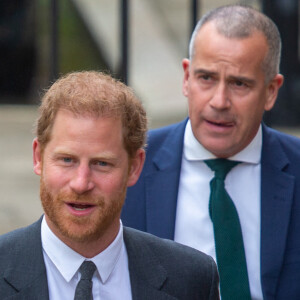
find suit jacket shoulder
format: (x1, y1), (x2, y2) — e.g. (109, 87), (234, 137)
(145, 119), (188, 173)
(262, 125), (300, 163)
(0, 217), (49, 299)
(124, 227), (220, 300)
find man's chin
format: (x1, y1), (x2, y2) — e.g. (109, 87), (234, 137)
(54, 220), (106, 243)
(61, 228), (102, 243)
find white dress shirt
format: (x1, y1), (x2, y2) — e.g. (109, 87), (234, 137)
(41, 217), (132, 300)
(174, 120), (263, 300)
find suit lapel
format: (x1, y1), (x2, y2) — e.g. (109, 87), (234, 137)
(123, 227), (177, 300)
(3, 217), (49, 299)
(260, 125), (295, 300)
(145, 119), (187, 239)
(4, 276), (48, 300)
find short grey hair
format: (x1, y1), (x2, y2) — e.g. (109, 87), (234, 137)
(189, 5), (281, 83)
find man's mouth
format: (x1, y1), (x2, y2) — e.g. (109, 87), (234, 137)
(207, 120), (234, 127)
(68, 203), (94, 211)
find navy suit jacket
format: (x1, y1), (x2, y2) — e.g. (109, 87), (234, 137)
(122, 118), (300, 300)
(0, 217), (219, 299)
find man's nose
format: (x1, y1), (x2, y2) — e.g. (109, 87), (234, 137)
(69, 164), (94, 194)
(209, 82), (231, 110)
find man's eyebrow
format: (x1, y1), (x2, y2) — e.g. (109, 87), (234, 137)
(193, 68), (217, 76)
(52, 149), (75, 156)
(92, 154), (119, 162)
(228, 75), (256, 85)
(193, 68), (256, 85)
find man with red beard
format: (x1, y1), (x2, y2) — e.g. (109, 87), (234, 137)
(0, 71), (219, 300)
(122, 5), (300, 300)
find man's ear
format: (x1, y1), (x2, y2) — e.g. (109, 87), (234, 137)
(127, 149), (146, 187)
(264, 74), (284, 111)
(182, 58), (190, 97)
(33, 138), (42, 176)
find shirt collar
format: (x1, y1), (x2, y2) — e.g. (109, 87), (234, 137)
(41, 216), (124, 283)
(184, 119), (262, 164)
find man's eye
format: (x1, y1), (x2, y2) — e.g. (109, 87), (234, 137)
(94, 161), (108, 167)
(62, 157), (73, 163)
(200, 74), (211, 81)
(234, 80), (246, 87)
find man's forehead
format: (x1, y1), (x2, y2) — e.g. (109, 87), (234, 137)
(197, 21), (264, 44)
(193, 25), (267, 65)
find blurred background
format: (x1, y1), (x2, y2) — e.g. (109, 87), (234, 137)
(1, 0), (299, 234)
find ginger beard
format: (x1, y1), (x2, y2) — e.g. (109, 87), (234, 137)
(39, 175), (127, 244)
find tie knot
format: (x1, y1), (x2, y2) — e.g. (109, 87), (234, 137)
(204, 159), (240, 180)
(79, 261), (96, 280)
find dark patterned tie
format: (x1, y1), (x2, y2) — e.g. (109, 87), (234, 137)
(204, 159), (251, 300)
(74, 261), (97, 300)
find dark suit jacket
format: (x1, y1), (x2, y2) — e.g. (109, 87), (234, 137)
(122, 118), (300, 300)
(0, 217), (219, 299)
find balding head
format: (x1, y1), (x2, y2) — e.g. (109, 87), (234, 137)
(189, 5), (281, 83)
